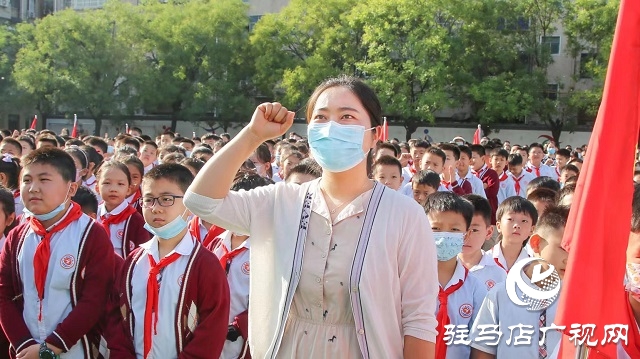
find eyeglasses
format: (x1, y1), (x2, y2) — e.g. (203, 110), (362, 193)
(138, 195), (184, 208)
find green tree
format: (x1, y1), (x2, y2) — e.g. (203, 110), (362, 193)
(135, 0), (254, 132)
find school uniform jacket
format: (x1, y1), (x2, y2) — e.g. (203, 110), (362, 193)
(473, 165), (500, 224)
(0, 215), (115, 358)
(109, 237), (230, 359)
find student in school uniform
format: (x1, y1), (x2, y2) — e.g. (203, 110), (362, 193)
(491, 197), (538, 272)
(0, 148), (115, 359)
(409, 170), (440, 206)
(372, 155), (405, 191)
(439, 143), (473, 195)
(507, 153), (536, 198)
(409, 139), (430, 177)
(72, 186), (99, 220)
(424, 192), (487, 359)
(490, 148), (517, 206)
(188, 215), (226, 247)
(0, 154), (23, 216)
(139, 141), (158, 174)
(119, 155), (145, 215)
(210, 172), (272, 359)
(459, 195), (507, 291)
(0, 186), (14, 359)
(470, 145), (500, 224)
(421, 147), (468, 194)
(470, 206), (570, 358)
(110, 163), (229, 359)
(526, 143), (558, 180)
(554, 148), (572, 179)
(457, 145), (486, 199)
(96, 161), (150, 258)
(80, 145), (104, 203)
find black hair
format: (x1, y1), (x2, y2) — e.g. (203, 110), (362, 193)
(527, 188), (559, 208)
(180, 158), (205, 173)
(80, 145), (103, 173)
(376, 142), (399, 157)
(527, 176), (561, 196)
(17, 136), (35, 150)
(162, 153), (186, 164)
(180, 138), (195, 147)
(141, 140), (158, 150)
(470, 144), (486, 157)
(562, 164), (580, 176)
(556, 148), (571, 158)
(412, 170), (441, 189)
(72, 184), (98, 215)
(508, 153), (524, 166)
(254, 143), (273, 178)
(143, 163), (194, 194)
(221, 133), (231, 141)
(558, 183), (576, 206)
(0, 155), (21, 190)
(131, 127), (142, 134)
(536, 205), (570, 235)
(159, 145), (186, 158)
(425, 147), (446, 167)
(306, 76), (382, 128)
(55, 135), (65, 147)
(98, 160), (132, 185)
(412, 140), (431, 150)
(65, 139), (84, 147)
(1, 138), (22, 156)
(192, 146), (214, 161)
(423, 191), (474, 230)
(438, 143), (461, 161)
(85, 136), (108, 154)
(22, 148), (76, 183)
(462, 194), (492, 227)
(115, 147), (138, 158)
(529, 142), (544, 152)
(201, 133), (221, 142)
(286, 159), (322, 181)
(0, 184), (15, 219)
(632, 183), (640, 232)
(36, 135), (58, 148)
(490, 148), (510, 159)
(65, 146), (89, 170)
(119, 155), (145, 179)
(373, 155), (402, 175)
(231, 170), (274, 192)
(117, 137), (141, 151)
(458, 145), (472, 159)
(496, 196), (539, 225)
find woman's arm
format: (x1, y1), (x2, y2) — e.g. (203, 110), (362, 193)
(188, 103), (294, 200)
(404, 336), (435, 359)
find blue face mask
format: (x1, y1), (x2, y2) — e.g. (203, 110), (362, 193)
(144, 209), (189, 240)
(185, 151), (192, 158)
(23, 184), (72, 221)
(308, 121), (372, 173)
(434, 232), (465, 261)
(547, 148), (556, 155)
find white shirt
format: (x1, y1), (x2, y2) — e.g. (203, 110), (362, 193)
(211, 231), (250, 359)
(469, 276), (561, 358)
(131, 234), (195, 359)
(143, 163), (155, 175)
(496, 172), (517, 205)
(97, 200), (130, 257)
(459, 170), (486, 198)
(469, 251), (508, 291)
(525, 162), (558, 180)
(437, 260), (488, 359)
(13, 190), (24, 216)
(18, 208), (93, 358)
(401, 182), (414, 197)
(491, 242), (531, 272)
(507, 170), (536, 198)
(401, 166), (413, 187)
(82, 175), (102, 203)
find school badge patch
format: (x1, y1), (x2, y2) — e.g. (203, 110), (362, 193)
(241, 261), (250, 275)
(486, 279), (496, 289)
(60, 254), (76, 269)
(178, 274), (185, 286)
(459, 303), (473, 319)
(117, 229), (124, 240)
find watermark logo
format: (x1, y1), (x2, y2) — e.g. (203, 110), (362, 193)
(506, 258), (561, 311)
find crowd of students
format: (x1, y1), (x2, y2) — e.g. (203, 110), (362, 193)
(0, 75), (636, 359)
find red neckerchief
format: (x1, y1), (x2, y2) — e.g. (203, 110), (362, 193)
(100, 204), (137, 238)
(410, 165), (417, 175)
(30, 202), (83, 320)
(435, 267), (468, 358)
(12, 189), (20, 199)
(499, 172), (508, 182)
(128, 188), (141, 207)
(144, 252), (181, 359)
(217, 243), (248, 275)
(187, 217), (218, 244)
(511, 173), (524, 194)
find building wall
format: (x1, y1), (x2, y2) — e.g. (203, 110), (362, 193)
(245, 0), (289, 16)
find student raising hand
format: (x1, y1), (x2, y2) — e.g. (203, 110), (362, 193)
(247, 103), (296, 142)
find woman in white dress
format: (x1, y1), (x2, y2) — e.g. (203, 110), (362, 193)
(184, 76), (438, 358)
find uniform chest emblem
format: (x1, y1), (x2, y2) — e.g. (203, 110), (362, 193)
(459, 303), (473, 319)
(486, 279), (496, 289)
(117, 229), (124, 240)
(178, 274), (185, 286)
(60, 254), (76, 269)
(241, 261), (250, 275)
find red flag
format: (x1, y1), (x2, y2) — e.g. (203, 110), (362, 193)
(379, 117), (389, 142)
(472, 124), (482, 144)
(71, 114), (78, 138)
(555, 0), (640, 357)
(30, 115), (37, 130)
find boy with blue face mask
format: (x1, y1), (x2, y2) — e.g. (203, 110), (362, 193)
(0, 148), (115, 359)
(110, 163), (230, 358)
(423, 192), (488, 359)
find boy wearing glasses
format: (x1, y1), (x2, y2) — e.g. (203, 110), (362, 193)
(110, 163), (229, 358)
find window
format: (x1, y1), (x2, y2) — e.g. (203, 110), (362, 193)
(541, 36), (561, 55)
(579, 53), (596, 79)
(545, 84), (559, 101)
(249, 15), (262, 31)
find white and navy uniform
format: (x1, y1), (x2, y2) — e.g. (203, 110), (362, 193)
(470, 274), (561, 357)
(507, 170), (536, 198)
(131, 233), (195, 359)
(97, 201), (130, 258)
(491, 242), (530, 273)
(211, 231), (250, 359)
(438, 260), (488, 359)
(525, 162), (559, 180)
(497, 173), (517, 205)
(18, 211), (94, 358)
(459, 170), (487, 198)
(469, 251), (507, 291)
(82, 175), (102, 203)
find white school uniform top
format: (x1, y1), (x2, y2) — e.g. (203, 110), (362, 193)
(82, 175), (102, 203)
(400, 181), (413, 197)
(18, 208), (93, 358)
(469, 276), (561, 358)
(97, 200), (130, 257)
(271, 163), (283, 183)
(211, 231), (250, 359)
(437, 260), (488, 359)
(131, 233), (195, 359)
(459, 170), (487, 198)
(525, 162), (558, 180)
(13, 190), (24, 216)
(469, 251), (508, 292)
(0, 234), (5, 252)
(401, 166), (413, 187)
(143, 163), (155, 175)
(497, 173), (517, 205)
(507, 170), (536, 198)
(491, 242), (530, 272)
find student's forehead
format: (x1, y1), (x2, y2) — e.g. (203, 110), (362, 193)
(428, 210), (467, 223)
(141, 177), (184, 195)
(504, 210), (533, 219)
(23, 163), (64, 177)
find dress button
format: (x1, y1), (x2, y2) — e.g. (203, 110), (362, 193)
(358, 329), (365, 335)
(325, 229), (331, 235)
(316, 277), (321, 283)
(316, 302), (322, 307)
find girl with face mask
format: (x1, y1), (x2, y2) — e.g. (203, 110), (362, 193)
(184, 76), (438, 359)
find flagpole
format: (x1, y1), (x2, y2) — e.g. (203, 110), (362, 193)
(575, 344), (589, 359)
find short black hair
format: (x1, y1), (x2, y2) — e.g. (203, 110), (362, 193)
(558, 183), (576, 206)
(412, 140), (431, 150)
(527, 176), (561, 196)
(424, 191), (474, 230)
(490, 148), (510, 160)
(373, 155), (402, 175)
(426, 147), (446, 166)
(85, 136), (108, 154)
(0, 185), (15, 218)
(117, 136), (141, 151)
(80, 145), (103, 170)
(231, 171), (273, 191)
(65, 146), (89, 169)
(286, 159), (322, 180)
(17, 136), (35, 150)
(72, 185), (98, 215)
(23, 148), (76, 183)
(141, 140), (158, 150)
(144, 163), (194, 194)
(508, 153), (524, 166)
(462, 194), (492, 227)
(2, 138), (22, 156)
(376, 142), (399, 157)
(412, 170), (440, 189)
(181, 158), (205, 173)
(562, 164), (580, 175)
(527, 188), (559, 208)
(201, 133), (221, 142)
(470, 144), (485, 157)
(438, 143), (461, 161)
(192, 146), (214, 158)
(529, 142), (544, 152)
(496, 196), (538, 225)
(535, 205), (570, 236)
(556, 148), (571, 158)
(36, 135), (58, 148)
(458, 145), (472, 159)
(0, 156), (21, 190)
